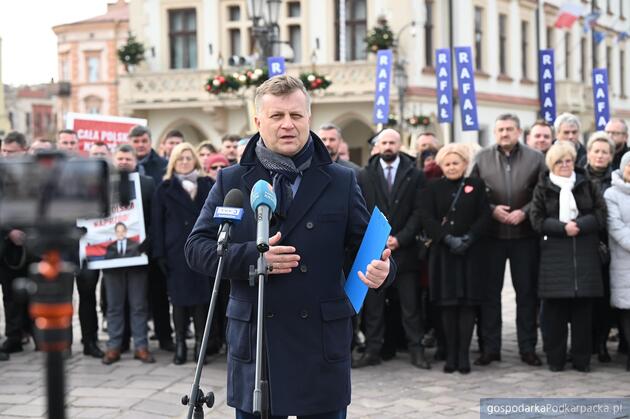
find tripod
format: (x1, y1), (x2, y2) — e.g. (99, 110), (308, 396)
(182, 222), (234, 419)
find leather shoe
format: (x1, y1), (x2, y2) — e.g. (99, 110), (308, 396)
(134, 348), (155, 364)
(83, 341), (105, 358)
(159, 340), (175, 352)
(102, 349), (121, 365)
(1, 339), (23, 354)
(520, 352), (542, 366)
(410, 349), (431, 369)
(474, 353), (501, 366)
(351, 352), (381, 369)
(573, 364), (591, 373)
(458, 367), (471, 374)
(0, 351), (8, 361)
(443, 364), (456, 373)
(598, 345), (611, 363)
(548, 364), (564, 372)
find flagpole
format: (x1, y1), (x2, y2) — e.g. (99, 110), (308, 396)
(591, 0), (597, 70)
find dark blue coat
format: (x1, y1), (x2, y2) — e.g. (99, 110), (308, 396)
(185, 133), (395, 416)
(139, 149), (168, 186)
(152, 175), (213, 306)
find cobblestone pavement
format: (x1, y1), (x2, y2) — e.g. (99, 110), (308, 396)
(1, 277), (629, 418)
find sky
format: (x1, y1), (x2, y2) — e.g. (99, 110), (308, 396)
(0, 0), (108, 86)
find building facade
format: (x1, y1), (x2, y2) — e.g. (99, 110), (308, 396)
(4, 84), (56, 140)
(53, 0), (129, 130)
(0, 37), (11, 138)
(118, 0), (630, 163)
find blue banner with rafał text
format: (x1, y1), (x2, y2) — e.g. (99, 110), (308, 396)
(372, 49), (393, 124)
(454, 46), (478, 131)
(435, 48), (453, 123)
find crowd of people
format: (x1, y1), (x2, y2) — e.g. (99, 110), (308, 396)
(0, 106), (629, 379)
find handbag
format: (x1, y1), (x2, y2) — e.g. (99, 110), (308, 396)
(598, 240), (610, 265)
(417, 179), (466, 260)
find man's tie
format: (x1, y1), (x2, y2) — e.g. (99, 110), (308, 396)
(118, 241), (122, 255)
(386, 165), (393, 193)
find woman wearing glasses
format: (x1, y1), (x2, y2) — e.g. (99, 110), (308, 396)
(152, 143), (217, 365)
(204, 153), (230, 181)
(530, 141), (607, 373)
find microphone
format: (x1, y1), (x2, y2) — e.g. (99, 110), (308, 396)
(214, 189), (244, 247)
(250, 180), (277, 253)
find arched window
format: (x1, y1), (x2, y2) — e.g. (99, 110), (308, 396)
(84, 96), (103, 114)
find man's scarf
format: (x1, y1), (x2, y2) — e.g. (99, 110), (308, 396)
(255, 136), (314, 219)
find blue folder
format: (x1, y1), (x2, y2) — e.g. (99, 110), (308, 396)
(344, 207), (392, 313)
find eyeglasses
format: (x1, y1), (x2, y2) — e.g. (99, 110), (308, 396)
(554, 158), (574, 167)
(605, 131), (627, 136)
(210, 165), (226, 170)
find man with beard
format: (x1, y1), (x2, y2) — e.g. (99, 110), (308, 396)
(471, 113), (546, 367)
(605, 118), (629, 169)
(354, 128), (429, 369)
(318, 123), (360, 175)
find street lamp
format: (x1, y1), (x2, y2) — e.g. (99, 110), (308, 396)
(393, 21), (416, 134)
(246, 0), (282, 66)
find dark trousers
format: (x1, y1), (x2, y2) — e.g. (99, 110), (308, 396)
(363, 271), (423, 353)
(148, 262), (173, 343)
(592, 269), (612, 353)
(236, 409), (346, 419)
(1, 269), (27, 342)
(441, 305), (476, 370)
(173, 304), (211, 343)
(619, 310), (630, 358)
(541, 298), (593, 368)
(480, 237), (539, 354)
(75, 269), (100, 343)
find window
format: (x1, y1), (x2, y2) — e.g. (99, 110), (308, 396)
(622, 0), (625, 18)
(424, 1), (434, 67)
(546, 26), (554, 50)
(474, 7), (484, 71)
(580, 37), (587, 81)
(289, 25), (302, 62)
(621, 50), (626, 96)
(499, 14), (508, 75)
(60, 55), (70, 81)
(288, 1), (300, 17)
(228, 6), (240, 21)
(169, 9), (197, 69)
(25, 113), (31, 133)
(335, 0), (367, 61)
(521, 21), (529, 79)
(229, 29), (242, 57)
(87, 55), (100, 82)
(85, 96), (102, 114)
(565, 32), (571, 79)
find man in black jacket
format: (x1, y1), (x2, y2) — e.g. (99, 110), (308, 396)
(605, 118), (629, 170)
(126, 127), (174, 351)
(354, 128), (428, 369)
(318, 123), (361, 176)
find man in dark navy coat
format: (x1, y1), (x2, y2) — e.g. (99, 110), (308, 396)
(186, 75), (394, 419)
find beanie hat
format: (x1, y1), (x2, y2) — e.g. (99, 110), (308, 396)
(620, 151), (630, 171)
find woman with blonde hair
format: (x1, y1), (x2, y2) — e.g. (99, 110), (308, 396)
(421, 143), (491, 374)
(152, 142), (217, 365)
(530, 141), (606, 372)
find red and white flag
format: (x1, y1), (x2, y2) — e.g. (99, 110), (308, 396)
(554, 2), (585, 29)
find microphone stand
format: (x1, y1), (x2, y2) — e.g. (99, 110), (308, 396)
(182, 222), (232, 419)
(251, 247), (269, 419)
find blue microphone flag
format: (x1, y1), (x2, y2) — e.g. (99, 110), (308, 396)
(250, 180), (277, 212)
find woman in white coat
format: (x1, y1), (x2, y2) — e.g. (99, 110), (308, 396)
(603, 151), (630, 372)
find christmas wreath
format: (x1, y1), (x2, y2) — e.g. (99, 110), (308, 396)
(299, 72), (332, 91)
(205, 73), (242, 94)
(365, 17), (394, 53)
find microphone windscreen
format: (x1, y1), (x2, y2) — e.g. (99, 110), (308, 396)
(224, 188), (244, 208)
(250, 180), (277, 212)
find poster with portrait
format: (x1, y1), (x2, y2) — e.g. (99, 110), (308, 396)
(65, 113), (147, 154)
(77, 172), (148, 269)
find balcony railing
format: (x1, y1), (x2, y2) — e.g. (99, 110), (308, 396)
(119, 62), (377, 111)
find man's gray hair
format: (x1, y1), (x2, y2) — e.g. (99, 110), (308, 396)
(318, 123), (342, 137)
(254, 75), (311, 115)
(554, 112), (581, 133)
(495, 113), (521, 129)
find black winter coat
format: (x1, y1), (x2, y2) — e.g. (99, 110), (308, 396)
(358, 153), (425, 273)
(420, 177), (491, 305)
(529, 169), (606, 298)
(139, 149), (168, 186)
(152, 175), (213, 306)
